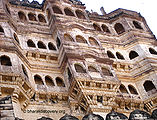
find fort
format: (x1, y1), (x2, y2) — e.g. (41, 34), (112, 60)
(0, 0), (157, 119)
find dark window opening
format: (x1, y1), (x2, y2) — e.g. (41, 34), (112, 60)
(37, 41), (46, 49)
(116, 52), (125, 60)
(102, 24), (110, 33)
(76, 35), (87, 44)
(128, 85), (138, 95)
(74, 64), (86, 73)
(64, 34), (74, 42)
(34, 75), (44, 85)
(88, 66), (98, 72)
(28, 13), (37, 21)
(133, 21), (143, 30)
(0, 55), (12, 66)
(52, 6), (63, 14)
(64, 8), (75, 16)
(107, 51), (115, 58)
(6, 5), (10, 14)
(27, 40), (36, 48)
(144, 81), (156, 92)
(76, 10), (85, 19)
(114, 23), (125, 35)
(93, 23), (101, 31)
(22, 64), (28, 77)
(67, 68), (72, 83)
(18, 11), (27, 21)
(119, 84), (128, 93)
(38, 14), (46, 23)
(97, 96), (103, 103)
(56, 77), (65, 87)
(45, 76), (55, 87)
(149, 48), (157, 55)
(102, 67), (113, 76)
(0, 26), (4, 33)
(48, 42), (56, 50)
(89, 37), (99, 46)
(56, 37), (61, 49)
(129, 51), (139, 60)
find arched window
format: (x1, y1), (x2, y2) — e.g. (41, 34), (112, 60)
(129, 51), (139, 60)
(0, 55), (12, 66)
(22, 64), (28, 77)
(38, 14), (46, 23)
(18, 11), (27, 21)
(64, 8), (75, 16)
(93, 23), (101, 31)
(52, 6), (63, 14)
(48, 42), (56, 50)
(75, 10), (85, 19)
(56, 37), (61, 49)
(45, 76), (55, 87)
(47, 9), (51, 20)
(34, 75), (44, 85)
(144, 81), (156, 92)
(13, 33), (19, 43)
(28, 13), (37, 21)
(88, 37), (99, 46)
(27, 39), (36, 48)
(107, 51), (115, 58)
(119, 84), (128, 93)
(76, 35), (87, 44)
(149, 48), (157, 55)
(133, 21), (143, 30)
(116, 52), (125, 60)
(114, 23), (125, 35)
(0, 26), (4, 33)
(74, 64), (86, 73)
(128, 85), (138, 95)
(64, 34), (74, 42)
(102, 67), (113, 76)
(37, 41), (46, 49)
(56, 77), (65, 87)
(88, 66), (98, 72)
(101, 24), (110, 33)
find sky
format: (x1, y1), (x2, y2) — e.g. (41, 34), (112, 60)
(29, 0), (157, 37)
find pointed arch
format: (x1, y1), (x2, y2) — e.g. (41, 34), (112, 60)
(88, 37), (99, 46)
(128, 85), (138, 95)
(34, 74), (44, 85)
(27, 39), (36, 48)
(93, 23), (101, 31)
(45, 76), (55, 87)
(74, 64), (86, 73)
(64, 8), (75, 16)
(149, 48), (157, 55)
(133, 21), (143, 29)
(102, 67), (113, 76)
(37, 41), (46, 49)
(13, 33), (19, 43)
(18, 11), (27, 21)
(116, 52), (125, 60)
(114, 23), (125, 35)
(88, 66), (98, 72)
(129, 51), (139, 60)
(119, 84), (128, 93)
(144, 80), (156, 92)
(56, 77), (65, 87)
(38, 14), (46, 23)
(0, 55), (12, 66)
(48, 42), (56, 50)
(64, 34), (74, 42)
(101, 24), (110, 33)
(76, 35), (87, 44)
(28, 13), (37, 21)
(52, 6), (63, 14)
(107, 51), (115, 58)
(75, 10), (85, 19)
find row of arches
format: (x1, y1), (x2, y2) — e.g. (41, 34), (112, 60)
(27, 40), (56, 51)
(34, 75), (65, 87)
(64, 34), (100, 46)
(74, 64), (113, 76)
(47, 5), (86, 20)
(18, 11), (46, 23)
(119, 80), (156, 95)
(107, 47), (157, 60)
(93, 20), (143, 35)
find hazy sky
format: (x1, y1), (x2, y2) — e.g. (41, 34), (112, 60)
(29, 0), (157, 37)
